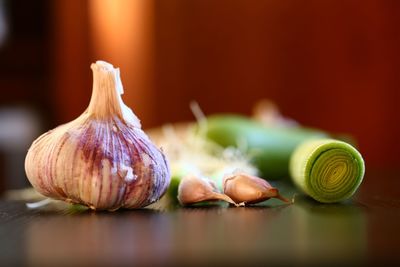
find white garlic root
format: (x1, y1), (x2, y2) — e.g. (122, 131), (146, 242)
(177, 175), (238, 206)
(25, 61), (170, 211)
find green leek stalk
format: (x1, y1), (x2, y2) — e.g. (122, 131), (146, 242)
(167, 175), (181, 203)
(204, 115), (328, 180)
(289, 139), (365, 203)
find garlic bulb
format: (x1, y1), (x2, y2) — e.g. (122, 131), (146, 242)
(25, 61), (170, 210)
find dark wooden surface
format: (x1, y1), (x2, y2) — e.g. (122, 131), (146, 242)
(0, 169), (399, 267)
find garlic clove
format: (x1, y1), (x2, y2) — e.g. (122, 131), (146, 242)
(177, 175), (238, 206)
(223, 173), (289, 205)
(24, 61), (170, 211)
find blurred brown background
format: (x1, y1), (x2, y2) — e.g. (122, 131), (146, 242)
(0, 0), (399, 191)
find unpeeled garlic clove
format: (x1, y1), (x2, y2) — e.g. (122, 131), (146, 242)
(223, 173), (289, 205)
(24, 61), (170, 211)
(177, 175), (238, 206)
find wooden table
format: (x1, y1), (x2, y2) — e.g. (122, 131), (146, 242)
(0, 169), (399, 267)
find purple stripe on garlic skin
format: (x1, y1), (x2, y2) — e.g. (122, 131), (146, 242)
(24, 61), (170, 211)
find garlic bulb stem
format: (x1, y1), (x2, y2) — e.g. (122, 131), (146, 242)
(88, 61), (140, 127)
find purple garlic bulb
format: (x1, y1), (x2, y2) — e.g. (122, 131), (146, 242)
(25, 61), (170, 210)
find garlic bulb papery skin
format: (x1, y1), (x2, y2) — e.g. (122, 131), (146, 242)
(25, 61), (170, 210)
